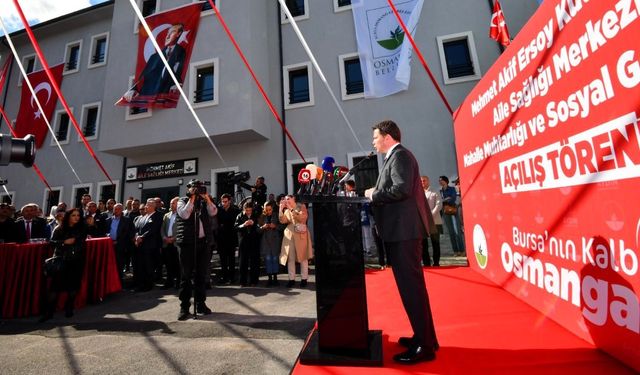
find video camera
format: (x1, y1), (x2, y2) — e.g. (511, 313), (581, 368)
(186, 179), (208, 196)
(0, 134), (36, 167)
(227, 171), (250, 185)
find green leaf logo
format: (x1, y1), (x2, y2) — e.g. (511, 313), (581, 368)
(376, 26), (405, 50)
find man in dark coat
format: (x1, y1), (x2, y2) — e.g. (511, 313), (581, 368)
(365, 120), (438, 364)
(14, 203), (50, 243)
(133, 199), (163, 292)
(106, 203), (136, 280)
(216, 193), (240, 284)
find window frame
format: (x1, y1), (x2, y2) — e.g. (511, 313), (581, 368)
(286, 157), (318, 194)
(338, 52), (364, 101)
(18, 53), (37, 86)
(280, 0), (309, 24)
(51, 108), (73, 146)
(88, 32), (109, 69)
(98, 180), (120, 203)
(125, 76), (153, 120)
(134, 0), (162, 34)
(436, 31), (482, 85)
(194, 0), (219, 17)
(42, 186), (63, 216)
(78, 102), (102, 141)
(71, 183), (92, 209)
(283, 61), (314, 110)
(63, 39), (83, 75)
(189, 57), (220, 108)
(333, 0), (352, 13)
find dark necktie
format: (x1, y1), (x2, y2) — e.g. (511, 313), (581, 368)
(26, 221), (31, 240)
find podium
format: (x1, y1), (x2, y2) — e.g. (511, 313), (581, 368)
(299, 196), (383, 367)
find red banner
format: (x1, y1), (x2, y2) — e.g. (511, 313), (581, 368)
(14, 64), (64, 148)
(455, 0), (639, 371)
(117, 3), (202, 109)
(489, 0), (511, 46)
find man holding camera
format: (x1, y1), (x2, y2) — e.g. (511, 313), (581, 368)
(175, 179), (218, 320)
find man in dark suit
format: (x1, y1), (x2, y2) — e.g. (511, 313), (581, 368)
(86, 201), (108, 235)
(161, 197), (181, 289)
(106, 203), (136, 280)
(123, 23), (186, 102)
(14, 203), (50, 243)
(133, 198), (163, 292)
(365, 120), (438, 364)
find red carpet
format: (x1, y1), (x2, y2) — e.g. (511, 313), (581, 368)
(293, 267), (635, 374)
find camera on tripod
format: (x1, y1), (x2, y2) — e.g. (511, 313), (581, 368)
(227, 171), (250, 185)
(186, 179), (208, 196)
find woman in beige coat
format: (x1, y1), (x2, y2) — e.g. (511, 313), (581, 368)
(279, 195), (313, 287)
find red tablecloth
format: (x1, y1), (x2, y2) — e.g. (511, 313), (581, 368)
(0, 237), (122, 318)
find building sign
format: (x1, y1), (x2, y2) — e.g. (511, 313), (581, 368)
(126, 159), (197, 181)
(453, 0), (639, 371)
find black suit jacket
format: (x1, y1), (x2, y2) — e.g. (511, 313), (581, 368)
(371, 144), (434, 242)
(14, 217), (50, 243)
(138, 44), (186, 96)
(135, 211), (163, 251)
(106, 215), (135, 248)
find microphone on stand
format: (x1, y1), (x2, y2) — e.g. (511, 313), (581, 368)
(331, 166), (349, 195)
(312, 167), (324, 195)
(320, 156), (335, 195)
(297, 168), (311, 195)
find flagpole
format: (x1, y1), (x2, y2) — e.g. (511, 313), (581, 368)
(278, 0), (367, 155)
(204, 0), (307, 164)
(128, 0), (226, 166)
(386, 0), (454, 116)
(0, 16), (83, 184)
(10, 0), (114, 185)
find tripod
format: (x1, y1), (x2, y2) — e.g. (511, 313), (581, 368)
(234, 187), (245, 206)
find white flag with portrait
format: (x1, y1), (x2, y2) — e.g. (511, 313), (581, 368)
(352, 0), (424, 98)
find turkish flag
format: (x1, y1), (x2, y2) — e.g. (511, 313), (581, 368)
(489, 0), (511, 46)
(116, 2), (202, 109)
(14, 64), (64, 148)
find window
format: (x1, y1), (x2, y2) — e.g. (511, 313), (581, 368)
(195, 0), (218, 16)
(189, 58), (219, 108)
(79, 102), (101, 140)
(284, 62), (314, 109)
(338, 53), (364, 100)
(98, 181), (119, 202)
(125, 76), (152, 120)
(333, 0), (352, 12)
(436, 31), (481, 84)
(71, 184), (92, 209)
(19, 54), (36, 86)
(286, 158), (317, 194)
(88, 32), (109, 68)
(63, 40), (82, 74)
(281, 0), (309, 23)
(43, 187), (63, 217)
(51, 108), (72, 145)
(348, 152), (380, 196)
(134, 0), (161, 33)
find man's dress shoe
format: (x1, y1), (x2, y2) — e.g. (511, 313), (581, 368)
(398, 337), (439, 351)
(393, 345), (436, 364)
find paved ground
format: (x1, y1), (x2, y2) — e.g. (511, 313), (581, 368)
(0, 231), (466, 374)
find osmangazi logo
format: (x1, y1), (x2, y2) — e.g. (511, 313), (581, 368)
(473, 224), (488, 269)
(377, 26), (405, 50)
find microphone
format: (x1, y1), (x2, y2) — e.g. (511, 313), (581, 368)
(331, 166), (349, 194)
(305, 164), (317, 195)
(312, 167), (324, 195)
(319, 156), (335, 195)
(297, 168), (311, 195)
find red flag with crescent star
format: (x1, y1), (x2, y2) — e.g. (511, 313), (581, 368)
(489, 0), (511, 46)
(14, 63), (64, 148)
(116, 2), (202, 109)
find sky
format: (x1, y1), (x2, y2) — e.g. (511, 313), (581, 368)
(0, 0), (108, 36)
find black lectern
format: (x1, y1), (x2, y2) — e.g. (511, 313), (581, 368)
(299, 196), (383, 367)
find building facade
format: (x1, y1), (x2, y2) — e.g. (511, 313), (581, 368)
(0, 0), (538, 212)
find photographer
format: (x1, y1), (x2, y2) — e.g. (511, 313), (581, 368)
(175, 179), (217, 321)
(250, 176), (267, 215)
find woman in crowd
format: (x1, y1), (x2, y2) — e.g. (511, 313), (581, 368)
(40, 208), (87, 322)
(258, 200), (281, 286)
(279, 195), (313, 288)
(235, 201), (261, 287)
(47, 206), (66, 238)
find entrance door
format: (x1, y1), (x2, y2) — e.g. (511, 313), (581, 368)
(141, 186), (181, 207)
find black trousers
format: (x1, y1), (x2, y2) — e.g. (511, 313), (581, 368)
(162, 244), (180, 285)
(386, 239), (438, 350)
(422, 225), (442, 266)
(177, 239), (209, 309)
(238, 243), (260, 285)
(218, 238), (236, 282)
(134, 246), (157, 289)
